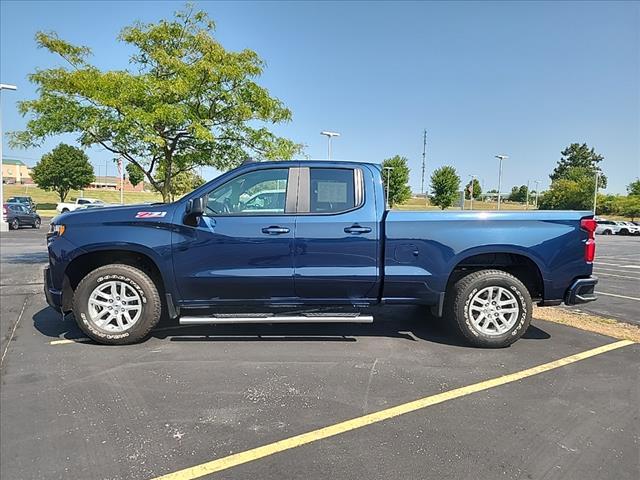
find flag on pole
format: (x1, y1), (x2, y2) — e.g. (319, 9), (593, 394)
(117, 157), (124, 205)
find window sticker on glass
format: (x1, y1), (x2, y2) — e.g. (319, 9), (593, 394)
(317, 181), (347, 203)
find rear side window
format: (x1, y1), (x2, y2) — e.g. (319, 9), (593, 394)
(308, 168), (358, 214)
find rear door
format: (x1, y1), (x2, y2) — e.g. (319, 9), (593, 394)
(293, 166), (380, 302)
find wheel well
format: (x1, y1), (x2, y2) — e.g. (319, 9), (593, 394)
(447, 253), (544, 300)
(63, 250), (165, 310)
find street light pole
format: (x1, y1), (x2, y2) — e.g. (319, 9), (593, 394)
(593, 171), (600, 214)
(384, 166), (393, 210)
(525, 180), (530, 210)
(320, 131), (340, 160)
(495, 154), (509, 210)
(468, 174), (477, 210)
(534, 180), (541, 209)
(0, 83), (18, 232)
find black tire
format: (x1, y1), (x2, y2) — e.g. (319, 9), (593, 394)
(72, 264), (161, 345)
(445, 269), (532, 348)
(603, 229), (612, 235)
(33, 218), (41, 229)
(619, 229), (629, 236)
(10, 219), (19, 230)
(61, 208), (69, 213)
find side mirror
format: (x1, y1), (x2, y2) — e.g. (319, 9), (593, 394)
(186, 197), (205, 217)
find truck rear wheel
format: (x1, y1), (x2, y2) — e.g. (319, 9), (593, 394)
(446, 269), (532, 348)
(72, 264), (161, 345)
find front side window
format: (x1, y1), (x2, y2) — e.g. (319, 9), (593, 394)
(205, 168), (289, 216)
(309, 168), (356, 213)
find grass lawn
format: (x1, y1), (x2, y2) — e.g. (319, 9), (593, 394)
(4, 185), (162, 217)
(394, 197), (536, 211)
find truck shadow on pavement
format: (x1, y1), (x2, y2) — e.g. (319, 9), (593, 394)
(32, 304), (550, 348)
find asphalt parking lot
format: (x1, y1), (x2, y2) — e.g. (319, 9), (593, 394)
(1, 225), (638, 480)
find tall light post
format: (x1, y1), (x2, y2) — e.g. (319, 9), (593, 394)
(533, 180), (541, 208)
(525, 180), (530, 210)
(1, 83), (18, 232)
(495, 154), (508, 210)
(384, 166), (393, 209)
(468, 174), (477, 210)
(320, 131), (340, 160)
(593, 171), (600, 214)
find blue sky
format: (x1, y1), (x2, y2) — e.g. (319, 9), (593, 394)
(1, 0), (638, 193)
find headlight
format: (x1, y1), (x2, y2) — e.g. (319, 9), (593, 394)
(49, 224), (66, 236)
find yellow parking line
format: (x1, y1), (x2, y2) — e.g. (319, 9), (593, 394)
(152, 339), (635, 480)
(49, 338), (90, 345)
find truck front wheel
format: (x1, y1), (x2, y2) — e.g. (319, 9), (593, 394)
(446, 269), (532, 348)
(72, 264), (161, 345)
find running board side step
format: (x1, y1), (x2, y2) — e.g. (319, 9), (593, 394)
(179, 313), (374, 325)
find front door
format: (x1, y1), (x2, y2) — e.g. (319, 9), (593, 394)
(172, 166), (298, 306)
(294, 166), (380, 302)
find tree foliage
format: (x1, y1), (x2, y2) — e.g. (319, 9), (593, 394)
(538, 166), (595, 210)
(10, 5), (300, 202)
(627, 179), (640, 196)
(598, 194), (640, 221)
(550, 143), (607, 188)
(430, 166), (460, 210)
(381, 155), (412, 207)
(30, 143), (95, 202)
(508, 185), (528, 203)
(619, 196), (640, 221)
(126, 162), (145, 187)
(464, 178), (482, 200)
(156, 167), (205, 201)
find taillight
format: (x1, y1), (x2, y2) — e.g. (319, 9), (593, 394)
(581, 218), (597, 262)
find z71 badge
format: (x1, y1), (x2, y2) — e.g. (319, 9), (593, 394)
(135, 211), (167, 219)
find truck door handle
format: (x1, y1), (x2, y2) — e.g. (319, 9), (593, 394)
(344, 225), (372, 234)
(261, 226), (290, 235)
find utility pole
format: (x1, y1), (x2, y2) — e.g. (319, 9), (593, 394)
(525, 180), (530, 210)
(421, 129), (426, 195)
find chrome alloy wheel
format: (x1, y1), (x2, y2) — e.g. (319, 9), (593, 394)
(87, 281), (142, 332)
(467, 286), (520, 335)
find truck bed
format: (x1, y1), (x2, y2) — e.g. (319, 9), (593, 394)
(382, 210), (594, 305)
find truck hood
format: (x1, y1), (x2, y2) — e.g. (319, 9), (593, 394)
(52, 203), (173, 225)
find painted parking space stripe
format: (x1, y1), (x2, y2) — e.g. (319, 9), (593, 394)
(595, 262), (640, 269)
(49, 338), (90, 345)
(595, 272), (640, 280)
(596, 292), (640, 302)
(151, 339), (635, 480)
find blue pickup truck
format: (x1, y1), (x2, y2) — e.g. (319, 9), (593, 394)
(45, 160), (598, 347)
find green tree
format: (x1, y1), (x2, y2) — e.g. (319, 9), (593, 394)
(30, 143), (95, 201)
(381, 155), (412, 207)
(508, 185), (528, 203)
(550, 143), (607, 188)
(10, 5), (300, 202)
(596, 194), (622, 216)
(538, 166), (595, 210)
(126, 162), (144, 187)
(627, 179), (640, 196)
(430, 166), (460, 210)
(619, 196), (640, 221)
(464, 178), (482, 200)
(162, 169), (205, 201)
